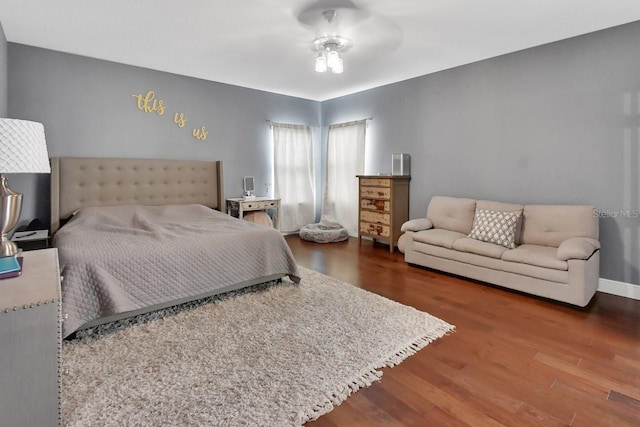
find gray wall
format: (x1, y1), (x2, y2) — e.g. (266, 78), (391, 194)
(6, 20), (640, 284)
(0, 21), (7, 116)
(8, 44), (321, 227)
(322, 21), (640, 284)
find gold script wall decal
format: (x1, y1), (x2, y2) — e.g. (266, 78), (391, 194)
(131, 90), (209, 141)
(174, 113), (187, 128)
(132, 91), (165, 115)
(193, 126), (208, 141)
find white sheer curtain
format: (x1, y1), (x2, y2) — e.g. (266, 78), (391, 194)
(321, 119), (366, 236)
(272, 123), (315, 233)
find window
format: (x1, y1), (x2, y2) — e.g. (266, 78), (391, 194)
(320, 120), (366, 236)
(272, 123), (315, 233)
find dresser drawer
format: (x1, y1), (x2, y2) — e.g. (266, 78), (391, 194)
(360, 222), (391, 237)
(360, 178), (391, 188)
(360, 199), (390, 212)
(244, 200), (278, 210)
(360, 210), (391, 225)
(361, 187), (390, 199)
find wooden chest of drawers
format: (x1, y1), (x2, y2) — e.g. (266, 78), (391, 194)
(357, 175), (410, 253)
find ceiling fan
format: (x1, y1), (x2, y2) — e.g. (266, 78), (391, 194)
(296, 1), (403, 74)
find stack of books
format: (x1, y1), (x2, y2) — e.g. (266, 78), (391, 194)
(0, 256), (23, 280)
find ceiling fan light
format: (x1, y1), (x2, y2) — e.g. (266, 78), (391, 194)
(332, 56), (343, 74)
(315, 53), (327, 72)
(327, 50), (340, 69)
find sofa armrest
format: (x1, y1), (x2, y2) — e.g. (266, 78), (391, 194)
(401, 218), (433, 232)
(557, 237), (600, 261)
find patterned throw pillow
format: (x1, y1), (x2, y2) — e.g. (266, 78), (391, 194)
(468, 209), (521, 249)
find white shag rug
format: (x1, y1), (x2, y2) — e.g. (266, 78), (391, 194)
(62, 267), (454, 426)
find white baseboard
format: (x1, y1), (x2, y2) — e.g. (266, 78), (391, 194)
(598, 278), (640, 300)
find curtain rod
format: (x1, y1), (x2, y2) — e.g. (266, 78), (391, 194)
(326, 117), (372, 128)
(266, 120), (321, 129)
(266, 117), (372, 128)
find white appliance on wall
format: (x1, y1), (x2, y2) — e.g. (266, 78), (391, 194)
(392, 153), (410, 176)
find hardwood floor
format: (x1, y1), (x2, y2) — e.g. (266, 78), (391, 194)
(285, 235), (640, 427)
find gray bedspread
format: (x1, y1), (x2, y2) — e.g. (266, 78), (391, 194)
(54, 204), (300, 337)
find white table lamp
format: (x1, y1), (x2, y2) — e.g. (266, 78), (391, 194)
(0, 119), (50, 257)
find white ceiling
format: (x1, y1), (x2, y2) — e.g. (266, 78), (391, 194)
(1, 0), (640, 101)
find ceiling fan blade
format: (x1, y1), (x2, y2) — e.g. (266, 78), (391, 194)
(354, 14), (402, 48)
(297, 4), (371, 34)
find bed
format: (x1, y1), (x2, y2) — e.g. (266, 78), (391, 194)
(50, 157), (300, 338)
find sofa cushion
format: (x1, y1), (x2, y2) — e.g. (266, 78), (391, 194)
(413, 229), (466, 250)
(522, 205), (598, 247)
(427, 196), (476, 235)
(468, 209), (521, 249)
(476, 200), (524, 213)
(477, 200), (524, 244)
(452, 237), (507, 259)
(411, 241), (569, 283)
(501, 244), (568, 271)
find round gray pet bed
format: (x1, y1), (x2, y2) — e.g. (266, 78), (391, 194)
(299, 223), (349, 243)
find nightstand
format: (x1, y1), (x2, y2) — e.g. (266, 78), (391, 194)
(11, 229), (50, 251)
(0, 248), (61, 427)
(226, 197), (281, 230)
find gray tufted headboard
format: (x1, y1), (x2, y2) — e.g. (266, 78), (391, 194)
(50, 157), (224, 234)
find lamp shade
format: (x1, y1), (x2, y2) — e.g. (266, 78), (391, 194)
(0, 119), (50, 174)
(315, 52), (327, 72)
(327, 50), (340, 69)
(332, 57), (344, 74)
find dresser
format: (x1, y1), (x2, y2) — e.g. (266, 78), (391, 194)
(0, 248), (61, 427)
(357, 175), (410, 253)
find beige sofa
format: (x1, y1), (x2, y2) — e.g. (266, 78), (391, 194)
(400, 196), (600, 306)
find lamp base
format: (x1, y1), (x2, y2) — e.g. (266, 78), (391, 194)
(0, 236), (18, 257)
(0, 174), (23, 258)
